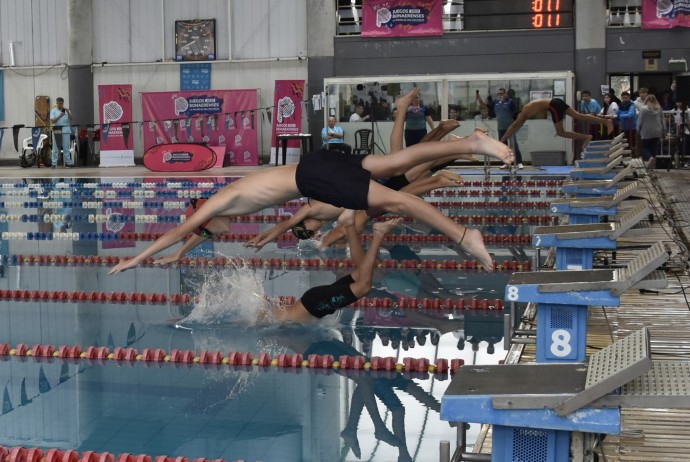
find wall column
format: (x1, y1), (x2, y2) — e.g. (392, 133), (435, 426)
(574, 3), (608, 98)
(67, 0), (94, 132)
(306, 0), (336, 145)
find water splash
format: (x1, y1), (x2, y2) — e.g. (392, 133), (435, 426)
(183, 263), (274, 326)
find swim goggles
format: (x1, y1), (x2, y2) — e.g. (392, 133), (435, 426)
(291, 222), (316, 240)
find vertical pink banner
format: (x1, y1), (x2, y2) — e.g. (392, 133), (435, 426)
(362, 0), (443, 37)
(642, 0), (690, 28)
(141, 89), (259, 166)
(98, 84), (135, 167)
(270, 80), (305, 164)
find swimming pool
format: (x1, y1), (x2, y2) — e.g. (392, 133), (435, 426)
(0, 174), (561, 461)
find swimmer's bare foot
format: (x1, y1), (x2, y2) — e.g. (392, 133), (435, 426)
(395, 88), (419, 112)
(461, 129), (514, 165)
(436, 170), (464, 187)
(439, 119), (460, 132)
(458, 228), (494, 271)
(446, 135), (480, 161)
(373, 217), (402, 236)
(338, 209), (357, 228)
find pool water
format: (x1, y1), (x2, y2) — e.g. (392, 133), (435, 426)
(0, 174), (562, 462)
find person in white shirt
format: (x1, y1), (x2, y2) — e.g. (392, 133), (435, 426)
(599, 93), (620, 138)
(349, 105), (370, 122)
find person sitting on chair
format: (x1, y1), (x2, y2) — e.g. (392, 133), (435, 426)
(321, 115), (352, 154)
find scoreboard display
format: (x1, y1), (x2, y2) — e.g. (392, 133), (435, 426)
(463, 0), (574, 31)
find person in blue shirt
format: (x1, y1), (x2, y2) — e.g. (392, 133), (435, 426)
(617, 91), (638, 153)
(579, 90), (603, 140)
(321, 115), (351, 154)
(579, 90), (602, 114)
(480, 88), (524, 169)
(49, 97), (75, 168)
(404, 91), (435, 147)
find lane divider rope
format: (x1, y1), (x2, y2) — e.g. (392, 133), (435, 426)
(0, 342), (464, 374)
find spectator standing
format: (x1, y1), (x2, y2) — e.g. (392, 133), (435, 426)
(49, 97), (75, 168)
(404, 92), (435, 147)
(637, 94), (665, 169)
(599, 93), (620, 138)
(579, 90), (603, 140)
(482, 88), (523, 169)
(672, 101), (690, 166)
(617, 91), (638, 154)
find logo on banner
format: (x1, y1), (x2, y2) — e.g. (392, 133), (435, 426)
(277, 96), (295, 123)
(374, 5), (431, 28)
(656, 0), (689, 19)
(163, 150), (194, 164)
(103, 101), (124, 123)
(173, 94), (224, 117)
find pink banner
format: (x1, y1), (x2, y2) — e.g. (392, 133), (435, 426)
(270, 80), (305, 164)
(362, 0), (443, 37)
(98, 84), (135, 167)
(642, 0), (690, 28)
(142, 89), (259, 166)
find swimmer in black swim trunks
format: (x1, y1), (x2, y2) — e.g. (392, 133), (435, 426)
(109, 90), (513, 275)
(268, 210), (401, 322)
(159, 209), (400, 322)
(500, 98), (614, 147)
(245, 92), (469, 251)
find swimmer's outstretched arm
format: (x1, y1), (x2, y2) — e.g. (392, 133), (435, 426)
(153, 233), (208, 266)
(108, 195), (228, 274)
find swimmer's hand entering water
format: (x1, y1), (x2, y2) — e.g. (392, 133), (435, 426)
(108, 257), (140, 275)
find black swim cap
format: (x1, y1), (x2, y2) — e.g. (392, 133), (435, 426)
(291, 221), (315, 240)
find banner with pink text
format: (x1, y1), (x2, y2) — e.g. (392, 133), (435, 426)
(270, 80), (305, 165)
(142, 89), (259, 166)
(642, 0), (690, 28)
(362, 0), (443, 37)
(98, 84), (135, 167)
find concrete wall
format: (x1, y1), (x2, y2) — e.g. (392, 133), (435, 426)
(333, 29), (575, 76)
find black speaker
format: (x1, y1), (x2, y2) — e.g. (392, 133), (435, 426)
(677, 76), (690, 104)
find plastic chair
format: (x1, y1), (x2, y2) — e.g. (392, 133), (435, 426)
(352, 129), (373, 155)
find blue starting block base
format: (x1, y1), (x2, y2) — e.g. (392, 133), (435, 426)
(570, 169), (618, 180)
(441, 363), (622, 435)
(537, 304), (589, 362)
(556, 247), (594, 270)
(493, 426), (570, 462)
(533, 224), (618, 270)
(561, 165), (632, 197)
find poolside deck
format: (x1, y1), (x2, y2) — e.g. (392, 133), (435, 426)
(472, 167), (690, 461)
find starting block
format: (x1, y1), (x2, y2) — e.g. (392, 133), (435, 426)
(441, 327), (690, 462)
(575, 146), (628, 170)
(550, 181), (640, 224)
(533, 201), (650, 270)
(570, 156), (623, 180)
(561, 165), (632, 197)
(506, 242), (668, 362)
(580, 134), (628, 159)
